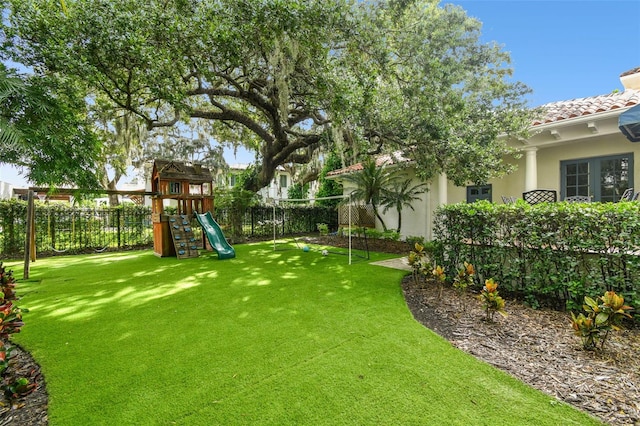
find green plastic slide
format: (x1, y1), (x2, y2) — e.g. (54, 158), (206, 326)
(195, 212), (236, 260)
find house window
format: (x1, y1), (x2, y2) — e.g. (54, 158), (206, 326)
(561, 154), (632, 202)
(279, 174), (288, 188)
(169, 182), (181, 194)
(229, 175), (237, 187)
(466, 184), (492, 203)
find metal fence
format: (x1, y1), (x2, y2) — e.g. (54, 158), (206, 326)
(213, 205), (339, 240)
(0, 201), (153, 258)
(0, 200), (339, 258)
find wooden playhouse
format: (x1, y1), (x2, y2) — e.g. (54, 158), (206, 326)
(151, 160), (215, 258)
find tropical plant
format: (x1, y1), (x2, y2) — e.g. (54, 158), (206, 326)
(478, 278), (508, 322)
(0, 263), (33, 407)
(343, 158), (402, 231)
(381, 177), (427, 233)
(0, 263), (17, 302)
(571, 291), (633, 350)
(431, 265), (447, 300)
(3, 377), (36, 406)
(408, 243), (428, 286)
(454, 262), (475, 311)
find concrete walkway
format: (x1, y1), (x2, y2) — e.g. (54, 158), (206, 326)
(369, 256), (412, 271)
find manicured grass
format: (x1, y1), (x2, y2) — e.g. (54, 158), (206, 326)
(8, 242), (601, 425)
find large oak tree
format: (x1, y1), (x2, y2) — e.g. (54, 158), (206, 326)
(2, 0), (534, 191)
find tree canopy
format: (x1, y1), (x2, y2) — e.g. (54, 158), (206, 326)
(1, 0), (534, 191)
(0, 63), (100, 188)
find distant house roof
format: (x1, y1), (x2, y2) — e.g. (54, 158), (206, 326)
(532, 89), (640, 126)
(326, 152), (410, 178)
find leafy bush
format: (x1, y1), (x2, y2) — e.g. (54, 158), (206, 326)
(0, 263), (34, 406)
(405, 235), (425, 246)
(433, 200), (640, 323)
(570, 291), (633, 350)
(316, 223), (329, 236)
(478, 278), (508, 322)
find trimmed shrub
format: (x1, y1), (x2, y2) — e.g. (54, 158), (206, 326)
(433, 200), (640, 322)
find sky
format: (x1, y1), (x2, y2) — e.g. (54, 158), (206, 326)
(1, 0), (639, 188)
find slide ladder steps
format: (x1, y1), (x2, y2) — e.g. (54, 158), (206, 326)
(168, 215), (200, 259)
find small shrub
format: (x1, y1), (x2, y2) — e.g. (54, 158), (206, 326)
(571, 290), (633, 350)
(316, 223), (329, 236)
(365, 229), (383, 239)
(478, 278), (508, 322)
(381, 230), (400, 241)
(431, 265), (446, 299)
(3, 377), (36, 406)
(405, 235), (425, 246)
(453, 262), (475, 311)
(408, 243), (429, 287)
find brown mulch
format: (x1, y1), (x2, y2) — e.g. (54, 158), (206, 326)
(3, 237), (639, 425)
(403, 278), (640, 426)
(0, 344), (48, 425)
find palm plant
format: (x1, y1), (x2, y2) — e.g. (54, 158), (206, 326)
(381, 177), (427, 233)
(342, 158), (401, 231)
(0, 65), (49, 154)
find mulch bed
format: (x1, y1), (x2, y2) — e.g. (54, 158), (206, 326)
(0, 344), (47, 426)
(3, 237), (638, 425)
(402, 277), (640, 426)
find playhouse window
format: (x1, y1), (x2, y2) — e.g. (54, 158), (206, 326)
(169, 182), (181, 194)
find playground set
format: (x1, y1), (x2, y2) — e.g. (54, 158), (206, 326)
(150, 160), (235, 260)
(21, 160), (235, 278)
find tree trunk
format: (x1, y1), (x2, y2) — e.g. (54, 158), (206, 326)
(107, 180), (119, 206)
(372, 204), (387, 232)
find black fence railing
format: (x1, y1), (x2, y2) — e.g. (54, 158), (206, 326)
(212, 205), (339, 240)
(0, 200), (339, 258)
(0, 201), (154, 258)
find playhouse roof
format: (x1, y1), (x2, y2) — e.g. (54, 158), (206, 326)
(152, 160), (213, 183)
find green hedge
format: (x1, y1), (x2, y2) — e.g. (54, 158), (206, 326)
(433, 200), (640, 316)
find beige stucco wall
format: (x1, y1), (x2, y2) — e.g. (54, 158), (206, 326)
(534, 133), (639, 196)
(446, 131), (640, 204)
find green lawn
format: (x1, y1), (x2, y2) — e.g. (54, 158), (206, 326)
(7, 242), (601, 425)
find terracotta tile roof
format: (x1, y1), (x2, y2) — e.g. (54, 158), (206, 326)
(326, 151), (410, 177)
(532, 89), (640, 126)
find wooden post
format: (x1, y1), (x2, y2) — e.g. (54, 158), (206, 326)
(23, 190), (35, 279)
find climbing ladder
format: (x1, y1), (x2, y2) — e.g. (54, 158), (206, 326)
(168, 215), (200, 259)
